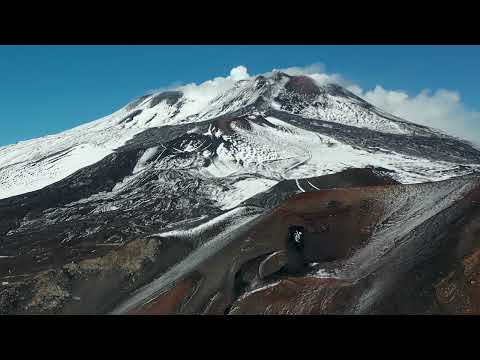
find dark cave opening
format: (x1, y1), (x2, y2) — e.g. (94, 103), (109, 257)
(288, 225), (305, 250)
(286, 225), (307, 273)
(287, 224), (346, 266)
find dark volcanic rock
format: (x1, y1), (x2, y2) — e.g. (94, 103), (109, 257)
(125, 95), (151, 111)
(149, 91), (183, 108)
(119, 110), (143, 124)
(0, 236), (194, 314)
(285, 76), (321, 97)
(243, 167), (399, 209)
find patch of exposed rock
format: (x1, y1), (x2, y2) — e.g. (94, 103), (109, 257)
(0, 237), (191, 314)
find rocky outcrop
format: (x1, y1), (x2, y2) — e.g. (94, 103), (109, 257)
(0, 236), (192, 314)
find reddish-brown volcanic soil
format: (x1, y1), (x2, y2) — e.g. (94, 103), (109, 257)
(284, 76), (321, 97)
(229, 277), (355, 315)
(231, 180), (480, 315)
(246, 188), (385, 263)
(112, 174), (480, 315)
(128, 274), (201, 315)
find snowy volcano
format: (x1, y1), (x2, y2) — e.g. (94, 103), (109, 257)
(1, 70), (479, 201)
(1, 68), (480, 315)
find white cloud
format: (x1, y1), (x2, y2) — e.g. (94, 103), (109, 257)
(156, 66), (253, 117)
(229, 65), (250, 81)
(272, 63), (326, 75)
(147, 65), (251, 98)
(358, 86), (480, 144)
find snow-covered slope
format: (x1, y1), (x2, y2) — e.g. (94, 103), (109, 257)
(0, 71), (479, 201)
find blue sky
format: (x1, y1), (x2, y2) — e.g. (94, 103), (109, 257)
(1, 45), (479, 146)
